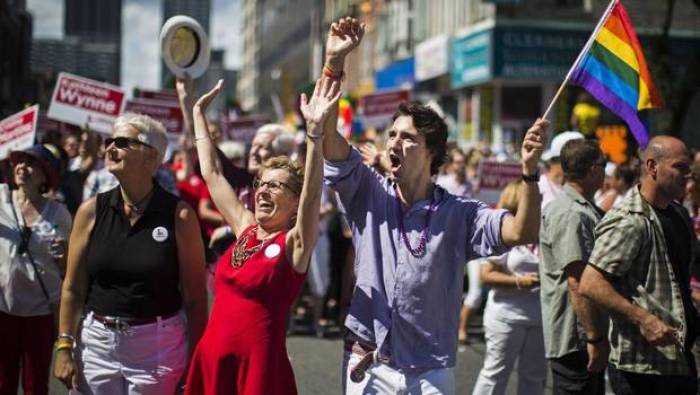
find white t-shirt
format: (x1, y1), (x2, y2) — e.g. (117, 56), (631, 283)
(0, 185), (72, 316)
(484, 245), (542, 325)
(538, 173), (562, 210)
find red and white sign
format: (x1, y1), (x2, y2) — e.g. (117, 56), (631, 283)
(125, 99), (184, 135)
(0, 105), (39, 160)
(48, 72), (126, 134)
(475, 160), (523, 205)
(220, 115), (271, 143)
(359, 89), (412, 128)
(134, 88), (179, 105)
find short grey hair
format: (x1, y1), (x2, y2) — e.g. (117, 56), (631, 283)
(255, 123), (295, 156)
(113, 112), (168, 164)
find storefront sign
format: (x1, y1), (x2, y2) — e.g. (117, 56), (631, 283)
(451, 29), (492, 88)
(375, 58), (415, 90)
(415, 35), (449, 82)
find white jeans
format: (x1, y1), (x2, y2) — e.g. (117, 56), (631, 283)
(71, 311), (187, 395)
(343, 349), (455, 394)
(471, 314), (546, 395)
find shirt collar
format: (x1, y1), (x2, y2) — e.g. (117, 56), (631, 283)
(563, 184), (590, 205)
(623, 185), (650, 216)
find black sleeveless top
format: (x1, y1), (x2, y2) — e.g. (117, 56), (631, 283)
(85, 184), (182, 318)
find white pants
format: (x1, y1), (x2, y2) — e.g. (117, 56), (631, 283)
(343, 349), (455, 394)
(471, 314), (546, 395)
(71, 311), (187, 395)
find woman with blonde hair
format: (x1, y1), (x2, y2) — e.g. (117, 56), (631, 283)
(54, 113), (208, 394)
(472, 181), (545, 395)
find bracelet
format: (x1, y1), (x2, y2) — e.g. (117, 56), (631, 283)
(522, 172), (539, 183)
(54, 339), (73, 350)
(515, 275), (522, 289)
(306, 132), (323, 141)
(322, 65), (344, 80)
(586, 336), (606, 344)
(194, 135), (210, 142)
(55, 344), (73, 352)
(58, 333), (75, 342)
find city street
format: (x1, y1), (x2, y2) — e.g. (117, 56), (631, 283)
(45, 334), (544, 394)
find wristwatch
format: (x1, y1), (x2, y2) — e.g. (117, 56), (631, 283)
(522, 172), (540, 183)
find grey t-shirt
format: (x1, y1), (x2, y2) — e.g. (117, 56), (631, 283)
(539, 184), (603, 359)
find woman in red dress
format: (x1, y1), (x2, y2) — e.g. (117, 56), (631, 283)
(184, 75), (342, 395)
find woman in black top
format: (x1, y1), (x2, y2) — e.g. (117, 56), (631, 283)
(53, 113), (207, 394)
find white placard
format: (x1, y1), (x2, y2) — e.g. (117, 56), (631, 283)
(0, 105), (39, 160)
(47, 72), (126, 134)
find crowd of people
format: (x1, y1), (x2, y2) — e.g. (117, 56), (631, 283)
(0, 15), (699, 395)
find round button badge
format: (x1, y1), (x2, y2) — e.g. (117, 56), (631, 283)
(152, 227), (169, 242)
(264, 244), (281, 258)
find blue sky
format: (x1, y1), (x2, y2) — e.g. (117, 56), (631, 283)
(27, 0), (242, 96)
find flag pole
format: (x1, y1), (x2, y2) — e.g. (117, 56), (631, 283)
(541, 0), (619, 120)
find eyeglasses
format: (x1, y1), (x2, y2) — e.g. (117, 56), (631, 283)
(104, 137), (153, 150)
(253, 179), (295, 194)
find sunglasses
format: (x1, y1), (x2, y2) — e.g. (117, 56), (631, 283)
(104, 137), (153, 150)
(253, 179), (295, 194)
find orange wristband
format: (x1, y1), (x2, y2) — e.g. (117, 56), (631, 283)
(322, 65), (344, 80)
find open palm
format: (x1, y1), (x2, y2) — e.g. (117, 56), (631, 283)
(300, 78), (342, 130)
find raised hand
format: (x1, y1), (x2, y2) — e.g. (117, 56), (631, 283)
(176, 71), (194, 103)
(300, 77), (342, 135)
(326, 17), (365, 63)
(194, 79), (223, 115)
(521, 118), (548, 175)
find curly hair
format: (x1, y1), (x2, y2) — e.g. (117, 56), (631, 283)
(260, 156), (304, 195)
(392, 101), (448, 175)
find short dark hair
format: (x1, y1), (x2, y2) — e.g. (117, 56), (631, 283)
(561, 139), (604, 180)
(392, 101), (448, 175)
(614, 161), (639, 188)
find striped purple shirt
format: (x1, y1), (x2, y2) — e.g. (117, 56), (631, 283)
(324, 148), (509, 369)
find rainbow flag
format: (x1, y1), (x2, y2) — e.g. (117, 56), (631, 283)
(570, 0), (662, 148)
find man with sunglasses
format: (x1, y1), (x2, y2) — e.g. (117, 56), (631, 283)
(539, 139), (609, 394)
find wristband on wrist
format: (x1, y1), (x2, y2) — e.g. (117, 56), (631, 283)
(58, 333), (75, 342)
(322, 65), (344, 80)
(515, 275), (522, 289)
(306, 132), (324, 141)
(194, 135), (210, 142)
(522, 172), (540, 183)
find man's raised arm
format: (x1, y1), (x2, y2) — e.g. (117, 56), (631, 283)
(320, 17), (364, 162)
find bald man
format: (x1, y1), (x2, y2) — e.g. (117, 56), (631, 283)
(579, 136), (697, 394)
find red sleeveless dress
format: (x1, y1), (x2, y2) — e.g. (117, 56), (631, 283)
(185, 226), (306, 395)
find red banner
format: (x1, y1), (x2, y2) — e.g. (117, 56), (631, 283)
(359, 89), (411, 128)
(125, 99), (184, 135)
(0, 105), (39, 160)
(219, 115), (271, 143)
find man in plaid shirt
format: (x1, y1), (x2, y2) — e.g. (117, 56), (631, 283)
(580, 136), (697, 394)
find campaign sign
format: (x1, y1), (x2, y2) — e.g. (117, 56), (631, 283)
(475, 160), (523, 205)
(359, 89), (411, 128)
(0, 105), (39, 160)
(134, 88), (179, 105)
(220, 115), (271, 144)
(48, 72), (126, 134)
(125, 99), (184, 135)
